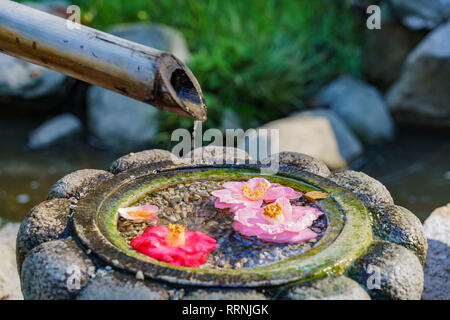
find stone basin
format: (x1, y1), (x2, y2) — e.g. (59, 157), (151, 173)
(16, 149), (427, 300)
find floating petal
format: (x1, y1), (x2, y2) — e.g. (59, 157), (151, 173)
(303, 191), (330, 202)
(118, 205), (158, 221)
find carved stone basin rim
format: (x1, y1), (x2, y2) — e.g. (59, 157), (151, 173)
(73, 163), (373, 287)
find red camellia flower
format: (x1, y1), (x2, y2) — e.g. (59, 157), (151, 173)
(212, 177), (301, 213)
(130, 224), (219, 267)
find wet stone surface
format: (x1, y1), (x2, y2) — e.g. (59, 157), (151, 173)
(118, 179), (327, 270)
(16, 198), (72, 273)
(280, 275), (371, 300)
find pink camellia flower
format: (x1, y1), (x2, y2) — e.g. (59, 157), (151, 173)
(130, 224), (219, 267)
(212, 177), (301, 213)
(233, 197), (323, 243)
(118, 205), (159, 221)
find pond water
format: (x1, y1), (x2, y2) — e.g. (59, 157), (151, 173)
(354, 127), (450, 221)
(0, 116), (448, 224)
(0, 116), (116, 224)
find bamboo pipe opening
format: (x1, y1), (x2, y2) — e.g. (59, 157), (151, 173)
(156, 54), (207, 121)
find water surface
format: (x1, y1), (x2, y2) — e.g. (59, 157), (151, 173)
(118, 179), (327, 269)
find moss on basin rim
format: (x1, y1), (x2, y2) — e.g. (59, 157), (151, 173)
(73, 164), (373, 287)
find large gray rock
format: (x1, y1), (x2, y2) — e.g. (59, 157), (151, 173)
(422, 204), (450, 300)
(0, 1), (73, 115)
(293, 110), (364, 166)
(28, 113), (83, 149)
(387, 21), (450, 127)
(24, 0), (70, 16)
(389, 0), (450, 30)
(315, 75), (395, 143)
(109, 147), (253, 174)
(280, 275), (370, 300)
(87, 88), (160, 150)
(77, 272), (169, 300)
(0, 54), (72, 115)
(364, 22), (426, 90)
(87, 23), (190, 150)
(20, 239), (96, 300)
(16, 198), (72, 273)
(47, 169), (113, 200)
(109, 24), (190, 63)
(251, 110), (363, 170)
(0, 223), (23, 300)
(0, 54), (67, 100)
(346, 242), (424, 300)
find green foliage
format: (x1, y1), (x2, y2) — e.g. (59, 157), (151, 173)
(23, 0), (363, 142)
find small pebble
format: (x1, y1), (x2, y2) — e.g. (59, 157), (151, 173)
(16, 194), (30, 204)
(30, 180), (40, 189)
(136, 270), (144, 281)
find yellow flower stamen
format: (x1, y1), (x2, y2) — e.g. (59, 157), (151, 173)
(242, 181), (269, 200)
(263, 202), (283, 219)
(166, 224), (186, 247)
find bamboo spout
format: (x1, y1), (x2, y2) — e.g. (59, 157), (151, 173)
(0, 0), (206, 121)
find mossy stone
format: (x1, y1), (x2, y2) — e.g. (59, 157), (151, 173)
(109, 149), (176, 174)
(185, 146), (252, 165)
(346, 242), (423, 300)
(266, 152), (331, 177)
(16, 198), (72, 273)
(77, 272), (169, 300)
(47, 169), (113, 200)
(182, 288), (267, 300)
(422, 204), (450, 300)
(279, 275), (370, 300)
(21, 239), (95, 300)
(370, 204), (427, 265)
(329, 170), (394, 207)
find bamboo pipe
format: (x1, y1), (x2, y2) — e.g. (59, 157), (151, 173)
(0, 0), (206, 121)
